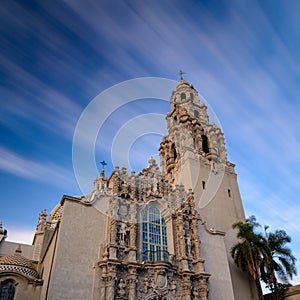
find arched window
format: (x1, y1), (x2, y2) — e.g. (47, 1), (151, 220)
(201, 135), (209, 154)
(0, 279), (15, 300)
(142, 206), (168, 261)
(171, 143), (177, 160)
(180, 93), (186, 101)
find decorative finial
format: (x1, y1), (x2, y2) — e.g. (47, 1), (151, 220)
(15, 244), (22, 254)
(100, 161), (107, 177)
(179, 70), (186, 80)
(100, 161), (107, 169)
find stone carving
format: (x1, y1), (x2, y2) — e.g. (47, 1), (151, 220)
(36, 209), (47, 231)
(193, 286), (200, 298)
(98, 153), (210, 300)
(116, 278), (126, 299)
(156, 270), (167, 289)
(119, 200), (128, 218)
(118, 221), (127, 246)
(117, 248), (126, 261)
(169, 280), (177, 295)
(140, 275), (151, 294)
(186, 234), (192, 257)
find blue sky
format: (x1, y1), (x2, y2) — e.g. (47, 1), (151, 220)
(1, 0), (300, 285)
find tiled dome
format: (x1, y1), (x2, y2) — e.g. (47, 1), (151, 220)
(0, 246), (39, 279)
(0, 249), (36, 270)
(50, 203), (63, 223)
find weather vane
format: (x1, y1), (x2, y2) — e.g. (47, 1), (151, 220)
(179, 70), (186, 80)
(100, 160), (107, 169)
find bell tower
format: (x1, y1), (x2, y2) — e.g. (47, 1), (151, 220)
(159, 79), (256, 300)
(159, 79), (227, 191)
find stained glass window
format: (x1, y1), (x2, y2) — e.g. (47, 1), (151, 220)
(142, 206), (168, 261)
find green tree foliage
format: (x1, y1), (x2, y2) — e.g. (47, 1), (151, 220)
(261, 227), (297, 299)
(231, 216), (268, 299)
(231, 216), (297, 300)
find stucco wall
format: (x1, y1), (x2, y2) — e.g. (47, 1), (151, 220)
(0, 241), (33, 259)
(46, 198), (108, 300)
(193, 161), (258, 300)
(0, 275), (41, 300)
(198, 224), (235, 300)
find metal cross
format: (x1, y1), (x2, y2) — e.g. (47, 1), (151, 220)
(100, 160), (107, 168)
(179, 70), (186, 80)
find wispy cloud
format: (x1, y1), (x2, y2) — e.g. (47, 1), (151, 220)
(0, 54), (82, 139)
(0, 146), (75, 188)
(1, 0), (299, 281)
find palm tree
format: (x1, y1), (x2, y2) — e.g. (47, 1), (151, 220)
(231, 216), (269, 300)
(261, 227), (297, 299)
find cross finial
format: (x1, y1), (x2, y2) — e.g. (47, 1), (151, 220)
(179, 70), (186, 80)
(100, 161), (107, 169)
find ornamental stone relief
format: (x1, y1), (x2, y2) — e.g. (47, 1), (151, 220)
(137, 269), (182, 300)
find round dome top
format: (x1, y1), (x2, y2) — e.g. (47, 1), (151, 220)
(0, 246), (36, 270)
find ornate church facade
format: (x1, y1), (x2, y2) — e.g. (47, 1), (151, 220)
(0, 80), (258, 299)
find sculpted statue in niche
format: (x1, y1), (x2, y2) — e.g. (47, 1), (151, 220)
(185, 234), (192, 257)
(119, 221), (127, 246)
(192, 286), (200, 299)
(170, 280), (177, 295)
(151, 176), (158, 193)
(140, 275), (151, 294)
(116, 278), (126, 298)
(183, 215), (190, 231)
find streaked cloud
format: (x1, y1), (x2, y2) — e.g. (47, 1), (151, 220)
(0, 146), (75, 188)
(0, 0), (299, 288)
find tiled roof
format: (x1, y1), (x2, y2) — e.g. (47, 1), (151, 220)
(0, 253), (36, 270)
(0, 246), (39, 280)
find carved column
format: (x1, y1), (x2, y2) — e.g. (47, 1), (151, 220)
(187, 191), (204, 274)
(105, 266), (117, 300)
(182, 275), (191, 300)
(191, 216), (203, 273)
(127, 268), (137, 300)
(128, 223), (137, 262)
(198, 277), (208, 300)
(128, 203), (137, 262)
(175, 212), (189, 271)
(105, 276), (115, 300)
(99, 276), (106, 300)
